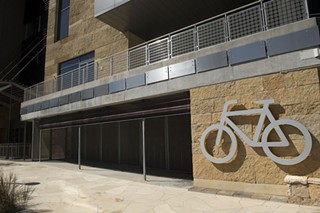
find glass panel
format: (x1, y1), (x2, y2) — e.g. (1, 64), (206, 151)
(65, 127), (78, 160)
(120, 120), (140, 166)
(59, 9), (69, 40)
(168, 115), (193, 173)
(102, 123), (119, 164)
(60, 0), (70, 10)
(52, 129), (66, 160)
(145, 117), (166, 169)
(83, 125), (100, 161)
(80, 52), (95, 62)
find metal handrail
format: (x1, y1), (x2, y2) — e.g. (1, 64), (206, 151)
(23, 0), (309, 102)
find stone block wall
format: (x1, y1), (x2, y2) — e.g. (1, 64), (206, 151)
(45, 0), (140, 80)
(190, 68), (320, 203)
(285, 175), (320, 205)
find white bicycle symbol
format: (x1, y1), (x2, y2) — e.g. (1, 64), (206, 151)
(200, 100), (312, 165)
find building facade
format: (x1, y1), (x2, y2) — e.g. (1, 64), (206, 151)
(21, 0), (320, 205)
(0, 0), (48, 159)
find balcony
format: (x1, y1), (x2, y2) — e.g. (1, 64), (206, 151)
(94, 0), (260, 40)
(21, 0), (320, 119)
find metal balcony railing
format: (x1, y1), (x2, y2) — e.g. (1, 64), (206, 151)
(24, 0), (309, 102)
(0, 143), (32, 159)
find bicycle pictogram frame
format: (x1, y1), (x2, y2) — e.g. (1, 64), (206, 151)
(200, 100), (312, 165)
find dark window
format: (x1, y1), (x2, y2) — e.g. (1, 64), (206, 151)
(59, 52), (95, 90)
(57, 0), (70, 40)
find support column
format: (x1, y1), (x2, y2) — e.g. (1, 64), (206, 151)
(23, 122), (27, 160)
(99, 125), (103, 162)
(78, 126), (81, 170)
(118, 122), (121, 164)
(142, 119), (146, 181)
(31, 120), (35, 160)
(39, 129), (42, 162)
(5, 87), (12, 159)
(31, 119), (41, 161)
(164, 116), (170, 170)
(49, 129), (53, 160)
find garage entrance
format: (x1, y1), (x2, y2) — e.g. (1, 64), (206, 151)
(36, 92), (193, 179)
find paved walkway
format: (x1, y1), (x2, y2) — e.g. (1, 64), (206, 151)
(1, 160), (320, 213)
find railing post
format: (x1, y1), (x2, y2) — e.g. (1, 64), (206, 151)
(110, 57), (113, 76)
(71, 71), (74, 87)
(194, 25), (199, 51)
(260, 0), (268, 31)
(304, 0), (309, 18)
(52, 78), (55, 93)
(35, 85), (38, 98)
(60, 75), (63, 91)
(95, 61), (99, 80)
(126, 51), (129, 71)
(224, 13), (230, 42)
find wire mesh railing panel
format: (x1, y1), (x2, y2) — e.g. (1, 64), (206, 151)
(56, 75), (62, 91)
(36, 83), (44, 98)
(129, 46), (147, 70)
(171, 29), (195, 57)
(149, 38), (169, 64)
(96, 58), (112, 79)
(24, 88), (31, 101)
(228, 5), (263, 40)
(84, 63), (95, 83)
(61, 72), (72, 90)
(112, 51), (128, 74)
(72, 69), (80, 87)
(264, 0), (307, 29)
(43, 79), (54, 96)
(30, 86), (37, 99)
(197, 17), (226, 49)
(0, 143), (32, 159)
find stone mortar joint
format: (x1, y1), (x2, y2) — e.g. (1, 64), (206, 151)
(284, 175), (320, 185)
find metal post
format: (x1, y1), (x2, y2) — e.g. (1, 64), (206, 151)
(142, 119), (146, 181)
(71, 72), (73, 87)
(78, 126), (81, 170)
(6, 86), (12, 159)
(118, 122), (121, 164)
(304, 0), (310, 18)
(99, 125), (103, 162)
(60, 75), (63, 91)
(39, 129), (42, 162)
(224, 13), (230, 42)
(164, 116), (170, 170)
(49, 129), (53, 160)
(194, 26), (199, 51)
(31, 120), (35, 160)
(260, 0), (268, 31)
(23, 122), (27, 160)
(95, 62), (99, 80)
(110, 57), (113, 76)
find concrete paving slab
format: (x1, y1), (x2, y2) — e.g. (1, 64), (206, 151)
(1, 160), (320, 213)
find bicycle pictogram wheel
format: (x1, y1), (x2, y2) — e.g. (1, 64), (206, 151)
(261, 119), (312, 165)
(200, 124), (238, 164)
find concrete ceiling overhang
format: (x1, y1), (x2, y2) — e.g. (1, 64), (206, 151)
(95, 0), (257, 41)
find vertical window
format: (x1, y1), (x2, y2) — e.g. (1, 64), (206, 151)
(57, 0), (70, 40)
(59, 52), (95, 90)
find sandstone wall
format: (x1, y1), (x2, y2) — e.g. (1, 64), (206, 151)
(45, 0), (133, 80)
(191, 68), (320, 202)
